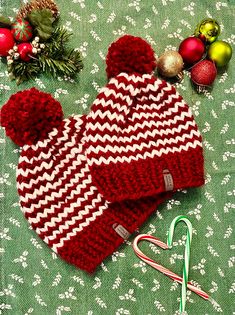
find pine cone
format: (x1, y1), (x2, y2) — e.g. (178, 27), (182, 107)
(16, 0), (59, 20)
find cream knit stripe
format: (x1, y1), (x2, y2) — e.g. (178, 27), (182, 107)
(107, 78), (164, 96)
(90, 94), (186, 122)
(18, 153), (85, 191)
(92, 84), (176, 112)
(25, 172), (92, 213)
(20, 163), (92, 218)
(22, 118), (71, 152)
(86, 111), (193, 134)
(37, 193), (103, 239)
(51, 202), (109, 252)
(17, 141), (83, 178)
(20, 165), (107, 243)
(33, 178), (102, 232)
(113, 72), (153, 82)
(18, 151), (85, 201)
(20, 162), (90, 213)
(86, 129), (201, 156)
(89, 140), (202, 166)
(42, 191), (105, 243)
(86, 120), (197, 144)
(19, 122), (80, 165)
(21, 115), (83, 157)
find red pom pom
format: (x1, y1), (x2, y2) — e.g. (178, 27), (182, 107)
(0, 88), (64, 146)
(106, 35), (156, 78)
(191, 60), (217, 86)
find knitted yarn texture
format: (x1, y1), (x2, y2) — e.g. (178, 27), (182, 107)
(0, 35), (205, 273)
(16, 114), (171, 273)
(85, 72), (204, 203)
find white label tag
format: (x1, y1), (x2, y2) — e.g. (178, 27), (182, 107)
(163, 169), (174, 191)
(113, 223), (131, 240)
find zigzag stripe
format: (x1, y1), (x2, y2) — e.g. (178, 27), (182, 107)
(19, 163), (91, 211)
(28, 181), (99, 231)
(22, 128), (59, 152)
(38, 191), (104, 242)
(22, 115), (83, 153)
(90, 92), (184, 122)
(113, 72), (153, 83)
(19, 124), (80, 165)
(17, 141), (83, 178)
(23, 180), (98, 231)
(51, 203), (108, 251)
(86, 110), (193, 134)
(18, 154), (85, 191)
(89, 140), (202, 166)
(92, 83), (175, 112)
(86, 129), (201, 156)
(19, 159), (88, 204)
(86, 120), (197, 144)
(107, 74), (173, 94)
(88, 102), (192, 128)
(106, 77), (165, 96)
(22, 118), (71, 152)
(22, 172), (93, 213)
(93, 90), (133, 107)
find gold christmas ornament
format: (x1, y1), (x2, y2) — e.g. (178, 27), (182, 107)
(16, 0), (59, 19)
(157, 50), (184, 78)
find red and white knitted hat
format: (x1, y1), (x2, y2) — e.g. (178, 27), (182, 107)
(85, 35), (205, 203)
(0, 88), (170, 273)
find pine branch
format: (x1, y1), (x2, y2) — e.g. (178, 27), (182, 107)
(7, 27), (83, 84)
(8, 60), (41, 85)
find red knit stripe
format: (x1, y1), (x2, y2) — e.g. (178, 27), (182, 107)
(87, 136), (202, 164)
(86, 124), (199, 149)
(56, 192), (170, 273)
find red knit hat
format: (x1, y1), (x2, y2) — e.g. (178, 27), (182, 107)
(0, 88), (170, 273)
(85, 35), (205, 203)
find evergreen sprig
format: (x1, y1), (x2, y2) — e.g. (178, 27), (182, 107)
(8, 27), (83, 84)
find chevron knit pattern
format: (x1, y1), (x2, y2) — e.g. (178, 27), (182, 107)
(16, 114), (170, 273)
(85, 73), (205, 203)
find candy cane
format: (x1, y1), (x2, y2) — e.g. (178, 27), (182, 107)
(167, 215), (193, 312)
(133, 234), (210, 301)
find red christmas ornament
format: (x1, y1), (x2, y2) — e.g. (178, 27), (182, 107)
(17, 42), (33, 61)
(0, 88), (64, 146)
(0, 28), (15, 57)
(178, 37), (205, 65)
(11, 19), (33, 42)
(191, 60), (217, 86)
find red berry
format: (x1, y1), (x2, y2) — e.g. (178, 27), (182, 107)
(191, 60), (217, 86)
(0, 28), (15, 57)
(17, 42), (33, 61)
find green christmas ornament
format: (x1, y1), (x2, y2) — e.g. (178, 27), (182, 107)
(11, 19), (33, 42)
(194, 18), (220, 44)
(208, 40), (232, 67)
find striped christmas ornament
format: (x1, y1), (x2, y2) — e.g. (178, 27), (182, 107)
(0, 88), (171, 273)
(85, 35), (205, 203)
(11, 19), (33, 42)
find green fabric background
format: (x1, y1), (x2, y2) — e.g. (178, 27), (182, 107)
(0, 0), (235, 314)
